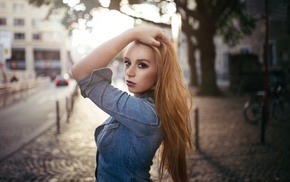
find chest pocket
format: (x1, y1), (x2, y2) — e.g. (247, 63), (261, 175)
(97, 121), (120, 147)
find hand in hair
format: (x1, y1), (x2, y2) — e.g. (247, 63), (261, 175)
(133, 27), (169, 47)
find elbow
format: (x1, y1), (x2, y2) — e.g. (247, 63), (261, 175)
(70, 65), (79, 82)
(71, 63), (90, 82)
(70, 65), (76, 79)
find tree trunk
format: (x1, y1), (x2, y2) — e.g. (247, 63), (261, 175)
(186, 34), (198, 87)
(198, 33), (220, 95)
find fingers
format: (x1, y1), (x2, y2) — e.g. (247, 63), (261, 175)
(135, 27), (170, 47)
(158, 29), (170, 44)
(152, 29), (169, 47)
(151, 37), (161, 47)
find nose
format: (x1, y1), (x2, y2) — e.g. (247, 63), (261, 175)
(125, 66), (135, 77)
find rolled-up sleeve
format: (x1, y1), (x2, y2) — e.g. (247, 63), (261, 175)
(78, 68), (113, 98)
(77, 68), (160, 136)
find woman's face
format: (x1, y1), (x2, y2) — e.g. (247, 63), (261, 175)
(123, 42), (158, 97)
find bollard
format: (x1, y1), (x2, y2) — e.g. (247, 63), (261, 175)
(56, 100), (60, 134)
(3, 87), (7, 106)
(194, 107), (199, 150)
(66, 97), (70, 123)
(71, 94), (74, 110)
(74, 85), (78, 97)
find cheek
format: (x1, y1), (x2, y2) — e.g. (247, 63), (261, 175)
(146, 69), (157, 86)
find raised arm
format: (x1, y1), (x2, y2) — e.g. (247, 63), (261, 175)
(71, 27), (169, 82)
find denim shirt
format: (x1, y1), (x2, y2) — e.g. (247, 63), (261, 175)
(78, 68), (163, 182)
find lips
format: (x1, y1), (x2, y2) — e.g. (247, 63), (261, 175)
(126, 80), (136, 87)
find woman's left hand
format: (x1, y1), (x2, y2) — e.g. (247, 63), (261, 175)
(133, 27), (170, 47)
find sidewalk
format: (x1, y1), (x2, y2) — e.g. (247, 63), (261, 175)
(187, 90), (290, 181)
(0, 90), (290, 181)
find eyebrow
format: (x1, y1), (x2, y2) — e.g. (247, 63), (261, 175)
(123, 57), (151, 64)
(137, 59), (150, 63)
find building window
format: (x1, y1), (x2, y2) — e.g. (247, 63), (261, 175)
(14, 18), (25, 26)
(34, 50), (61, 70)
(14, 33), (25, 40)
(262, 43), (277, 66)
(0, 2), (6, 12)
(33, 33), (41, 40)
(240, 47), (250, 54)
(6, 48), (26, 70)
(0, 18), (6, 26)
(13, 3), (25, 12)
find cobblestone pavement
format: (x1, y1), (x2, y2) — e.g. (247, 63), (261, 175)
(187, 90), (290, 181)
(0, 89), (290, 181)
(0, 96), (106, 182)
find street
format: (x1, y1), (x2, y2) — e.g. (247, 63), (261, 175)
(0, 80), (77, 161)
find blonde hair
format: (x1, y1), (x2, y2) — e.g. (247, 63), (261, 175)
(151, 41), (193, 182)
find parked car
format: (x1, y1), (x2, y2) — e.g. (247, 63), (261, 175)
(54, 74), (69, 86)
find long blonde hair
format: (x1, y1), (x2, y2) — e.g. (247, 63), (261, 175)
(151, 41), (193, 182)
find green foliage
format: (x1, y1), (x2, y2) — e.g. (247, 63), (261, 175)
(27, 0), (66, 8)
(26, 0), (256, 47)
(27, 0), (51, 7)
(216, 1), (256, 46)
(27, 0), (103, 32)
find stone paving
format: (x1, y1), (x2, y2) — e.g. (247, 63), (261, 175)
(0, 89), (290, 181)
(0, 96), (106, 182)
(187, 90), (290, 181)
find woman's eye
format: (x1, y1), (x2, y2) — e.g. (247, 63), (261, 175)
(124, 60), (130, 67)
(138, 63), (148, 69)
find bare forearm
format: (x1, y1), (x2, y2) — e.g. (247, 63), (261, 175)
(71, 29), (135, 82)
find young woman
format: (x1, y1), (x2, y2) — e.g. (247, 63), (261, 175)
(71, 27), (193, 182)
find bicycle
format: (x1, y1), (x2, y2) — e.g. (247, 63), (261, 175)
(243, 84), (290, 124)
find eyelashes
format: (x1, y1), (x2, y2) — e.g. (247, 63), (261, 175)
(138, 62), (148, 68)
(123, 60), (148, 69)
(124, 60), (130, 67)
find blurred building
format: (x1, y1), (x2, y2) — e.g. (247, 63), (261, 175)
(0, 0), (70, 80)
(215, 0), (290, 92)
